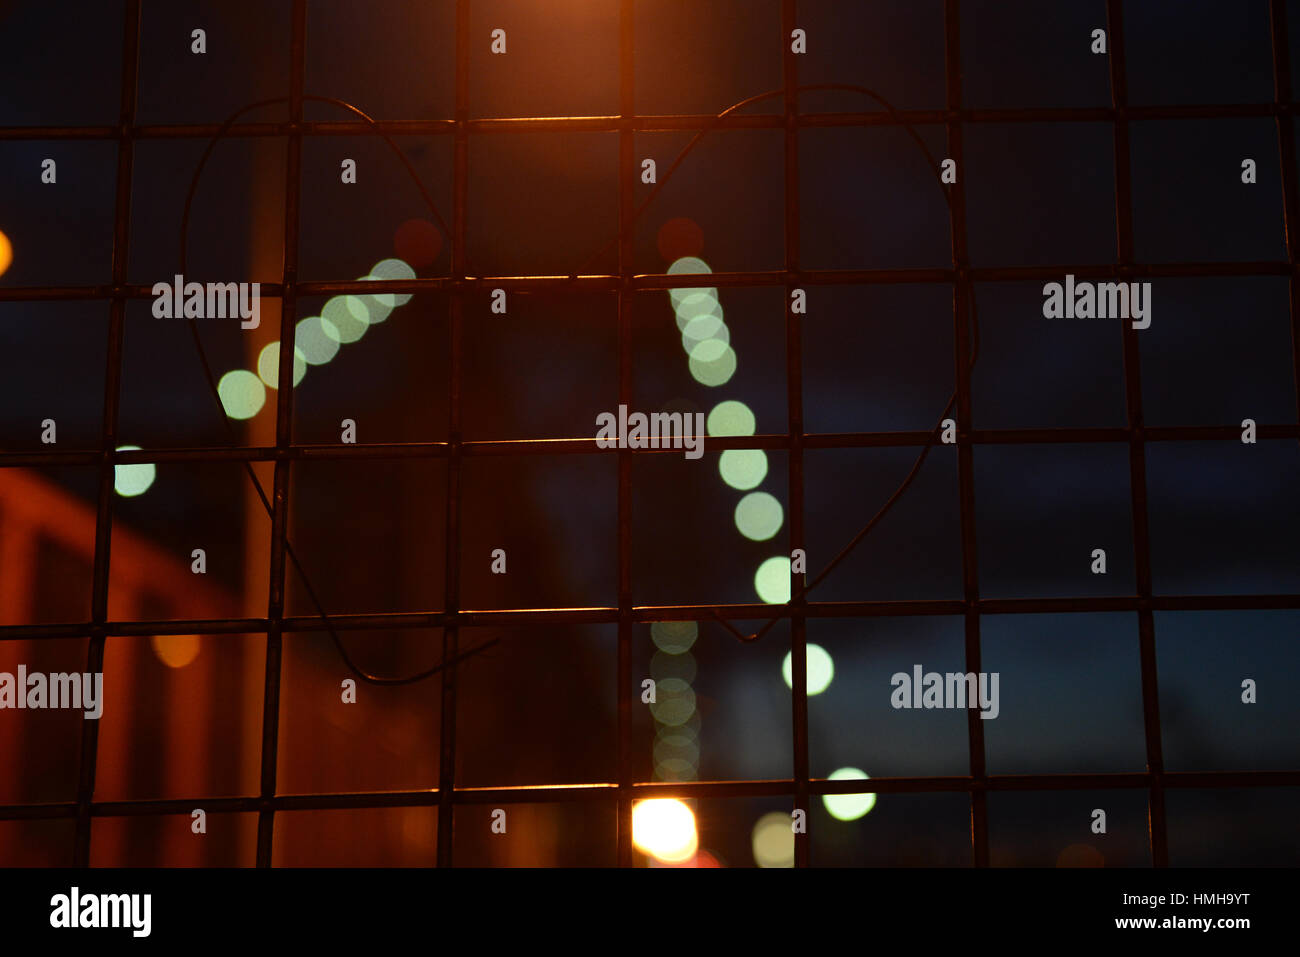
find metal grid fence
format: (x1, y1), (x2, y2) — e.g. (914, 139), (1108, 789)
(1, 0), (1299, 868)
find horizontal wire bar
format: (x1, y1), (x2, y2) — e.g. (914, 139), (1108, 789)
(0, 101), (1294, 142)
(2, 423), (1297, 469)
(3, 593), (1299, 642)
(2, 260), (1295, 303)
(1, 768), (1294, 821)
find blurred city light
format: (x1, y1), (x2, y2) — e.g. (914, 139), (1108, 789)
(369, 257), (415, 306)
(751, 811), (795, 868)
(322, 294), (370, 344)
(734, 490), (783, 541)
(822, 767), (877, 821)
(113, 444), (155, 497)
(688, 342), (737, 386)
(706, 399), (756, 437)
(295, 315), (341, 365)
(633, 799), (699, 863)
(782, 642), (834, 695)
(217, 369), (266, 420)
(718, 449), (767, 490)
(256, 341), (307, 389)
(650, 620), (698, 654)
(648, 677), (696, 727)
(754, 555), (792, 604)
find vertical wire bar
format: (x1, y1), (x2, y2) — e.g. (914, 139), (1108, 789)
(1269, 2), (1300, 429)
(616, 0), (636, 868)
(254, 0), (308, 867)
(73, 0), (141, 867)
(436, 0), (471, 868)
(944, 0), (989, 868)
(1105, 0), (1168, 868)
(782, 0), (810, 868)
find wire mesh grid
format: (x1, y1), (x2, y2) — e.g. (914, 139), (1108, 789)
(1, 0), (1299, 868)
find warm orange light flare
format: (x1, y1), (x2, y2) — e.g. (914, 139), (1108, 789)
(632, 798), (698, 863)
(0, 228), (12, 277)
(150, 634), (202, 669)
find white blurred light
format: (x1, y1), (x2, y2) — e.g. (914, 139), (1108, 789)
(734, 491), (783, 541)
(688, 342), (737, 387)
(113, 445), (155, 497)
(217, 369), (266, 420)
(633, 799), (698, 863)
(754, 555), (791, 604)
(680, 313), (728, 353)
(667, 256), (716, 310)
(674, 292), (722, 329)
(706, 400), (756, 437)
(781, 643), (834, 695)
(295, 315), (341, 365)
(369, 258), (416, 306)
(822, 767), (876, 821)
(322, 295), (370, 344)
(719, 449), (767, 490)
(256, 341), (307, 389)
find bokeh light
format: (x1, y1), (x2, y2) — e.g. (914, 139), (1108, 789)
(352, 277), (395, 324)
(295, 315), (341, 365)
(369, 257), (415, 306)
(734, 491), (783, 541)
(781, 643), (834, 695)
(688, 336), (728, 364)
(665, 711), (701, 742)
(653, 733), (701, 777)
(649, 678), (696, 727)
(688, 342), (737, 387)
(113, 445), (155, 498)
(322, 295), (370, 344)
(681, 313), (728, 353)
(633, 799), (698, 863)
(667, 255), (710, 276)
(150, 634), (201, 669)
(256, 341), (307, 389)
(822, 767), (876, 821)
(751, 811), (795, 868)
(0, 228), (12, 277)
(719, 449), (767, 490)
(706, 400), (756, 437)
(650, 621), (697, 654)
(651, 650), (697, 684)
(754, 555), (792, 604)
(674, 291), (722, 329)
(667, 256), (716, 310)
(217, 369), (266, 420)
(393, 217), (443, 269)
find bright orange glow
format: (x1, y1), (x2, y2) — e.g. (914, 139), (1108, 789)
(150, 634), (201, 669)
(655, 847), (721, 868)
(0, 228), (12, 277)
(632, 799), (698, 863)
